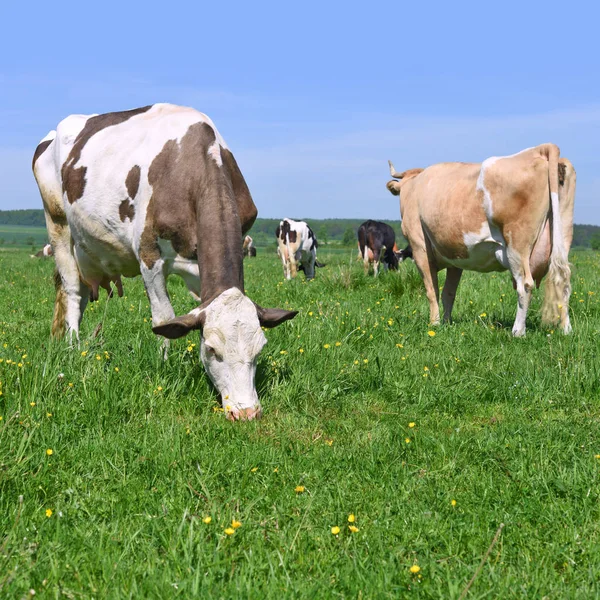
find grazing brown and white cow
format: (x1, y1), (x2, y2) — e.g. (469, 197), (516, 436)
(275, 218), (323, 280)
(32, 243), (53, 258)
(357, 219), (407, 276)
(242, 235), (256, 257)
(386, 144), (575, 336)
(32, 103), (297, 420)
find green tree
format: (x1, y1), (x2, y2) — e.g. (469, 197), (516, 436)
(317, 225), (328, 246)
(591, 233), (600, 251)
(342, 227), (356, 246)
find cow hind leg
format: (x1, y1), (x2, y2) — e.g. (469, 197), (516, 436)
(506, 247), (534, 337)
(51, 226), (90, 343)
(442, 267), (463, 323)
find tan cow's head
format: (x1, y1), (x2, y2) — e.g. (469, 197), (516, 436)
(153, 288), (297, 420)
(386, 161), (424, 195)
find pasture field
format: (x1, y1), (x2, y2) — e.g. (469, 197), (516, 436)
(0, 247), (599, 598)
(0, 225), (48, 248)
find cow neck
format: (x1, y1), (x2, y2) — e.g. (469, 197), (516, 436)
(196, 182), (244, 307)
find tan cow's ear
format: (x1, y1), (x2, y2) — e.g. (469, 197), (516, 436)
(152, 309), (206, 339)
(255, 305), (298, 328)
(386, 180), (401, 196)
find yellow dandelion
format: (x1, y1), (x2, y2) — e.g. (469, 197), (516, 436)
(299, 348), (304, 353)
(224, 527), (235, 535)
(0, 416), (2, 421)
(95, 354), (101, 361)
(451, 499), (457, 506)
(396, 343), (403, 348)
(68, 382), (73, 387)
(45, 509), (53, 518)
(409, 565), (420, 574)
(423, 366), (429, 372)
(480, 313), (487, 318)
(335, 342), (341, 347)
(354, 360), (359, 365)
(323, 344), (330, 349)
(46, 448), (53, 456)
(405, 438), (411, 444)
(187, 345), (193, 352)
(202, 516), (212, 524)
(273, 467), (279, 473)
(325, 439), (333, 446)
(46, 413), (52, 418)
(280, 350), (287, 355)
(251, 467), (259, 473)
(408, 422), (415, 428)
(308, 311), (313, 316)
(81, 351), (87, 357)
(295, 485), (305, 493)
(363, 359), (368, 364)
(331, 526), (340, 535)
(114, 367), (119, 372)
(30, 401), (36, 407)
(231, 519), (242, 529)
(347, 514), (355, 523)
(427, 330), (436, 337)
(595, 454), (600, 459)
(348, 525), (359, 533)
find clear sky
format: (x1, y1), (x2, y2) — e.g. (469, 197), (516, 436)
(1, 1), (598, 223)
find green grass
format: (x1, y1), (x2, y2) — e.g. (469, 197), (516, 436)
(1, 248), (599, 598)
(0, 225), (47, 248)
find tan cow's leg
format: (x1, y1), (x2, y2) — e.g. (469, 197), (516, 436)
(506, 246), (534, 337)
(363, 248), (370, 275)
(412, 245), (440, 325)
(442, 267), (463, 323)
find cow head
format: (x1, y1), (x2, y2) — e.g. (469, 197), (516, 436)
(394, 245), (413, 263)
(152, 288), (297, 420)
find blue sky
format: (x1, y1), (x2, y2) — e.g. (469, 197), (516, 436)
(2, 1), (599, 223)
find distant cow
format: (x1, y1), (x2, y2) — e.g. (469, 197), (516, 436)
(357, 220), (409, 276)
(275, 218), (324, 280)
(386, 144), (575, 336)
(32, 243), (53, 258)
(243, 235), (256, 257)
(32, 103), (297, 420)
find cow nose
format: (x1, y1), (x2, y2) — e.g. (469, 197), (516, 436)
(226, 406), (263, 422)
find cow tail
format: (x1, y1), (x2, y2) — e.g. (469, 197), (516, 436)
(541, 144), (571, 330)
(51, 268), (67, 338)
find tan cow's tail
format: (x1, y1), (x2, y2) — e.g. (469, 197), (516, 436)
(541, 144), (572, 332)
(51, 269), (67, 338)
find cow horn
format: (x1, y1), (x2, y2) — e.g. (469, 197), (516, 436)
(388, 160), (404, 179)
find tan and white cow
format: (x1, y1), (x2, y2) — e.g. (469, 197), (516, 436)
(386, 144), (575, 336)
(32, 103), (297, 420)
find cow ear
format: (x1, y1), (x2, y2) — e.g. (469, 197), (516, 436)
(386, 180), (402, 196)
(255, 305), (298, 328)
(152, 309), (206, 339)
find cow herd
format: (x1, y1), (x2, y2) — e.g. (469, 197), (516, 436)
(31, 103), (575, 420)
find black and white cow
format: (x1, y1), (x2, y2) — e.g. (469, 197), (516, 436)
(275, 218), (324, 280)
(32, 103), (297, 421)
(32, 243), (53, 258)
(357, 220), (410, 276)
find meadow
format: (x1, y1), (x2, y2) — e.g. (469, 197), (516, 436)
(0, 246), (599, 598)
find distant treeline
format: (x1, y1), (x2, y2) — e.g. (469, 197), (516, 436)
(1, 209), (599, 248)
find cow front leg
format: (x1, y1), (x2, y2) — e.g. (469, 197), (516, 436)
(140, 259), (176, 357)
(412, 245), (440, 325)
(442, 267), (463, 323)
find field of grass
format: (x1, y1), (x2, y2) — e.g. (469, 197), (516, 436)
(0, 225), (47, 249)
(0, 247), (599, 598)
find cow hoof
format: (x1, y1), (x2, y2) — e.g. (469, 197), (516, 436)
(512, 328), (526, 337)
(226, 406), (263, 421)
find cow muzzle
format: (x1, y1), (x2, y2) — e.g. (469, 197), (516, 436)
(226, 405), (263, 421)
